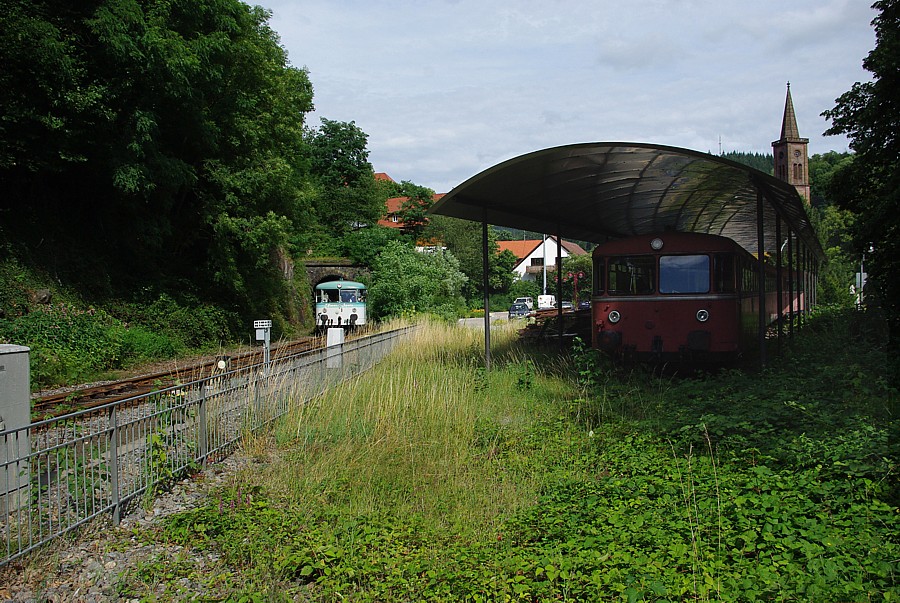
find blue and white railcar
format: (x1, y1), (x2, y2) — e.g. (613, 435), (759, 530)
(314, 280), (367, 332)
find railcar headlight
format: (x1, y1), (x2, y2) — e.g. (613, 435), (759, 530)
(650, 237), (664, 250)
(608, 310), (621, 324)
(696, 309), (710, 322)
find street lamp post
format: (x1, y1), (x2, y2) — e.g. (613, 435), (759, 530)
(566, 271), (584, 306)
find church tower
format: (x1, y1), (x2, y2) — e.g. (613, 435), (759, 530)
(772, 82), (810, 203)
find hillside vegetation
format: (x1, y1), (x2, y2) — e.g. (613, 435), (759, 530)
(104, 310), (899, 601)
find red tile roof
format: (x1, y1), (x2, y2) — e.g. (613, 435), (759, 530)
(497, 240), (542, 259)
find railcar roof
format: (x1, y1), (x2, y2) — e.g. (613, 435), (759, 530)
(315, 280), (367, 290)
(429, 142), (823, 260)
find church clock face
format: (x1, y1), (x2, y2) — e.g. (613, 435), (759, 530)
(794, 150), (801, 157)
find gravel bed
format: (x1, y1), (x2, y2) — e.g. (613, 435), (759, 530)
(0, 453), (258, 603)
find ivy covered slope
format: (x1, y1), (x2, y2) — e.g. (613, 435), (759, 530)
(118, 310), (899, 602)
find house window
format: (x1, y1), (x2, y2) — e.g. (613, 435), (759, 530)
(531, 258), (544, 267)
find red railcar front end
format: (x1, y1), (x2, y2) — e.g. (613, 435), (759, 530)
(593, 296), (742, 363)
(590, 232), (760, 364)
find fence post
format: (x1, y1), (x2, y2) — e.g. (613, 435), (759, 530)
(199, 385), (208, 469)
(108, 404), (120, 524)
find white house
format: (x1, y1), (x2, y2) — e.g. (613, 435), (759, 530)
(497, 236), (588, 282)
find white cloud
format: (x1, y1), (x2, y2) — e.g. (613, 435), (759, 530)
(264, 0), (876, 192)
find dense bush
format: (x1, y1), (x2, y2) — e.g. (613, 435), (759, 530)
(0, 303), (124, 387)
(368, 241), (468, 321)
(0, 292), (241, 388)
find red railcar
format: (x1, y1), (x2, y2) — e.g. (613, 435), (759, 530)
(591, 232), (802, 363)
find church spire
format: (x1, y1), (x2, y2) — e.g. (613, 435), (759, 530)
(780, 82), (802, 141)
(772, 82), (810, 204)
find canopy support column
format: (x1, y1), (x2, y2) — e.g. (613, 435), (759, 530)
(482, 206), (491, 371)
(775, 214), (784, 356)
(788, 233), (795, 337)
(800, 244), (807, 327)
(556, 229), (564, 351)
(756, 190), (767, 367)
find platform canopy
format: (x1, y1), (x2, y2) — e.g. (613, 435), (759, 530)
(429, 142), (824, 260)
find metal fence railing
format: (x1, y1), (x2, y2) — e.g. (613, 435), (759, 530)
(0, 326), (416, 567)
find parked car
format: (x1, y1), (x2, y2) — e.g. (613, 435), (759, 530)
(513, 296), (534, 310)
(508, 302), (530, 319)
(560, 300), (574, 310)
(577, 300), (591, 311)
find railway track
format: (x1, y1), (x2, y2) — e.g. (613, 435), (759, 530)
(31, 337), (323, 420)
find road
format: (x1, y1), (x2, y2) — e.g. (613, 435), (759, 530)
(457, 311), (513, 328)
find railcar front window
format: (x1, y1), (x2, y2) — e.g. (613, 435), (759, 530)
(659, 255), (710, 294)
(607, 256), (655, 295)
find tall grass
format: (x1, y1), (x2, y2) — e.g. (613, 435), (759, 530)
(253, 319), (572, 537)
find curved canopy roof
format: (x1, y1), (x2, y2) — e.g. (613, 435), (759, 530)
(429, 142), (824, 260)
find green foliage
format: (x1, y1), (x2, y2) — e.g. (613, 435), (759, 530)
(395, 180), (437, 239)
(339, 226), (403, 267)
(0, 303), (123, 387)
(721, 151), (774, 174)
(822, 0), (900, 342)
(424, 217), (515, 303)
(811, 204), (859, 306)
(508, 278), (541, 304)
(0, 0), (316, 327)
(141, 294), (236, 348)
(307, 118), (384, 239)
(368, 241), (468, 320)
(559, 254), (593, 304)
(809, 151), (854, 208)
(123, 311), (899, 601)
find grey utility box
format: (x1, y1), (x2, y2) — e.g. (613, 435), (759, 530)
(1, 345), (31, 514)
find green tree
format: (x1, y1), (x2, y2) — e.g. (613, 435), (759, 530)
(811, 205), (858, 306)
(395, 181), (436, 240)
(559, 254), (593, 305)
(721, 151), (774, 175)
(423, 217), (514, 303)
(809, 152), (854, 208)
(822, 0), (900, 340)
(341, 226), (403, 267)
(307, 118), (384, 239)
(0, 0), (316, 327)
(368, 241), (467, 320)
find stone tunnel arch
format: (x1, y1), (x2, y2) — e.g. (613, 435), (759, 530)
(304, 260), (370, 289)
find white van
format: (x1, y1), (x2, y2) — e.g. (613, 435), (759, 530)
(537, 295), (556, 310)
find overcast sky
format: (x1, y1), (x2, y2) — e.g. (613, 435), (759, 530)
(262, 0), (876, 193)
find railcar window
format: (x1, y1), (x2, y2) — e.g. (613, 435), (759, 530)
(659, 255), (710, 294)
(592, 256), (605, 294)
(340, 290), (357, 303)
(714, 253), (736, 293)
(607, 256), (655, 295)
